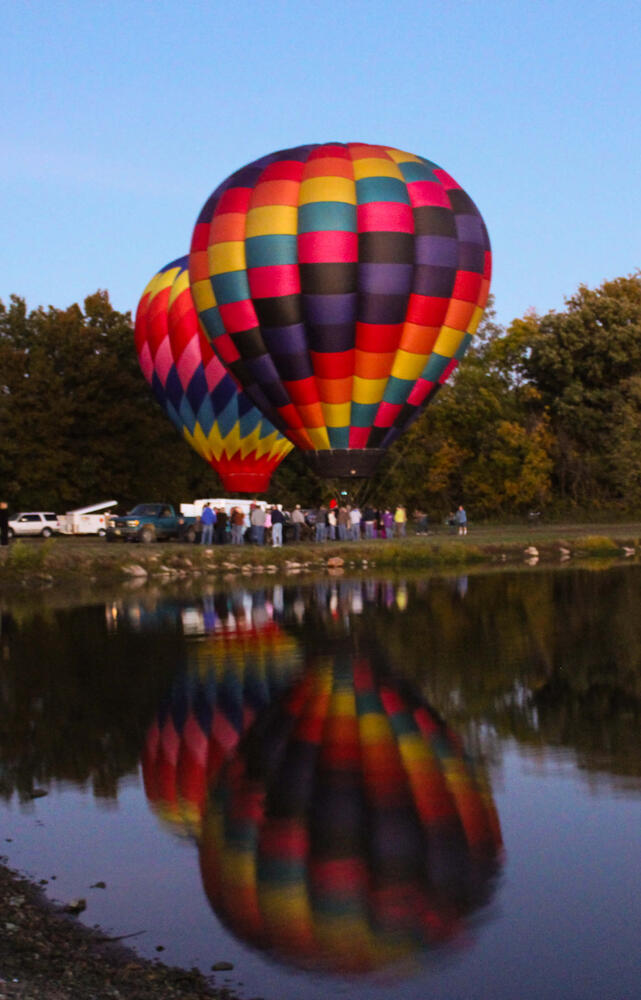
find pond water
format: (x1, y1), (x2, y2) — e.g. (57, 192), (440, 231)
(1, 566), (640, 1000)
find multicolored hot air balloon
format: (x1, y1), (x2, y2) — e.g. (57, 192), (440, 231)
(199, 653), (503, 974)
(135, 257), (293, 493)
(189, 143), (491, 477)
(141, 610), (301, 838)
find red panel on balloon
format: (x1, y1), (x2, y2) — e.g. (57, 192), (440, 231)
(298, 231), (358, 264)
(452, 271), (483, 303)
(248, 265), (301, 298)
(357, 202), (414, 233)
(356, 322), (403, 353)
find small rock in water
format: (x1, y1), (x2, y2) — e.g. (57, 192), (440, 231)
(90, 881), (106, 889)
(211, 961), (234, 971)
(122, 564), (148, 577)
(65, 898), (87, 914)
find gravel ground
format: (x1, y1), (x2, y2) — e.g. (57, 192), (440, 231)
(0, 862), (242, 1000)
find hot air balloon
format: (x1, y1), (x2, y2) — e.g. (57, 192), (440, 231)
(141, 597), (301, 838)
(189, 143), (491, 477)
(199, 652), (503, 973)
(135, 257), (293, 493)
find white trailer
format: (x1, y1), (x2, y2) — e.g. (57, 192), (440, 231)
(59, 500), (118, 536)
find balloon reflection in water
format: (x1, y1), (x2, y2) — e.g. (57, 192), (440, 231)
(200, 652), (503, 974)
(141, 604), (301, 838)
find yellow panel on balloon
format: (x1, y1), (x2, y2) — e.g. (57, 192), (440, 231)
(209, 241), (246, 275)
(390, 350), (429, 381)
(298, 176), (356, 205)
(322, 402), (351, 427)
(190, 278), (217, 311)
(467, 305), (485, 335)
(245, 205), (298, 238)
(433, 326), (466, 358)
(259, 886), (310, 921)
(358, 713), (392, 743)
(385, 147), (424, 164)
(352, 375), (387, 405)
(306, 426), (331, 449)
(328, 689), (357, 715)
(352, 157), (403, 180)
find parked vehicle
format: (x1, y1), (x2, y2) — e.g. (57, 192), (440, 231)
(8, 512), (60, 538)
(179, 498), (269, 520)
(59, 500), (118, 537)
(105, 504), (198, 544)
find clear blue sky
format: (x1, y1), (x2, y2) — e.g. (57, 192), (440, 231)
(2, 0), (639, 329)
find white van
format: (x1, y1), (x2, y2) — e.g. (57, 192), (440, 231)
(179, 498), (270, 520)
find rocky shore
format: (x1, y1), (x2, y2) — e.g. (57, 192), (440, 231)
(0, 862), (239, 1000)
(1, 523), (640, 594)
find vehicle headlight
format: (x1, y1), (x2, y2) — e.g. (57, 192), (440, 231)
(127, 519), (140, 527)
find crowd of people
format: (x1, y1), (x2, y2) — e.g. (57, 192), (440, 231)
(197, 500), (467, 547)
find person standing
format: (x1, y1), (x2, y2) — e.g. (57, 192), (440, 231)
(291, 504), (304, 542)
(456, 504), (468, 535)
(349, 505), (362, 541)
(315, 505), (327, 543)
(251, 504), (266, 545)
(271, 505), (284, 547)
(363, 505), (376, 540)
(200, 502), (215, 545)
(394, 505), (407, 538)
(230, 507), (245, 545)
(327, 506), (337, 541)
(337, 505), (349, 541)
(0, 502), (9, 546)
(214, 507), (228, 545)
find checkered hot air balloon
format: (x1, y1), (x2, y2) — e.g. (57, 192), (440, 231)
(189, 143), (491, 477)
(134, 257), (293, 493)
(199, 652), (503, 974)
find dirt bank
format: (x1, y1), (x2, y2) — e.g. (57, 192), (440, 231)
(0, 862), (241, 1000)
(1, 522), (641, 594)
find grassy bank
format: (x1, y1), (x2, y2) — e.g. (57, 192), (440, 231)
(1, 521), (641, 590)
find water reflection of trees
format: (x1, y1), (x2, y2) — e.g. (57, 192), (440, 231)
(279, 571), (641, 786)
(0, 604), (187, 801)
(2, 566), (641, 800)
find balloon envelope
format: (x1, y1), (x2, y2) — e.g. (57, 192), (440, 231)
(141, 614), (301, 838)
(135, 257), (292, 493)
(199, 653), (502, 973)
(190, 143), (491, 476)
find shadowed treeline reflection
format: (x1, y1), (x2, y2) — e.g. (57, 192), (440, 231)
(2, 566), (641, 804)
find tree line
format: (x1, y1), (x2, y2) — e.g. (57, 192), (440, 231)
(1, 272), (640, 518)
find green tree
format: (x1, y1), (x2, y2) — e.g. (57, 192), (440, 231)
(373, 299), (555, 517)
(516, 272), (641, 506)
(0, 293), (221, 510)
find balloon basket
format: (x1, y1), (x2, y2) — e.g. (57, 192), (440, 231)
(302, 449), (386, 478)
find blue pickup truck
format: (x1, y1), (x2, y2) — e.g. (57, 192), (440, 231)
(105, 504), (198, 544)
